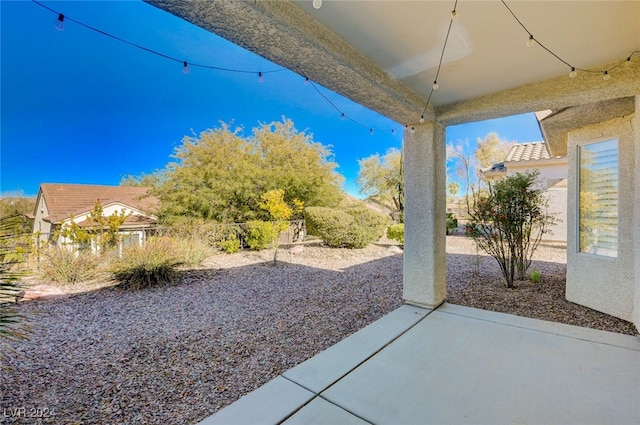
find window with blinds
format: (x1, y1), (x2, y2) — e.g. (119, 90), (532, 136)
(578, 139), (618, 257)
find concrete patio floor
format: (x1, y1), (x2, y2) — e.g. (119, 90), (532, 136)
(199, 304), (640, 425)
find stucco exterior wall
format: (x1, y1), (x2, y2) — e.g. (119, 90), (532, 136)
(507, 161), (568, 243)
(32, 193), (54, 247)
(566, 114), (636, 323)
(634, 96), (640, 330)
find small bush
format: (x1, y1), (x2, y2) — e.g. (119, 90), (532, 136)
(530, 268), (542, 283)
(245, 220), (278, 250)
(175, 236), (212, 267)
(39, 247), (99, 285)
(387, 224), (404, 244)
(346, 207), (389, 240)
(218, 237), (240, 254)
(111, 237), (181, 290)
(305, 207), (384, 248)
(446, 213), (458, 234)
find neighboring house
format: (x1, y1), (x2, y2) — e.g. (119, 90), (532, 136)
(483, 142), (568, 243)
(32, 183), (159, 252)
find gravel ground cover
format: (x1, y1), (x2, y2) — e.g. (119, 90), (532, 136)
(1, 236), (636, 424)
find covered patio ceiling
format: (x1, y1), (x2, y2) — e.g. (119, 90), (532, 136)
(146, 0), (640, 137)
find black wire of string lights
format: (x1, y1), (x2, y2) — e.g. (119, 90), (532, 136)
(32, 0), (401, 137)
(414, 0), (459, 130)
(307, 80), (402, 135)
(33, 0), (638, 137)
(501, 0), (639, 80)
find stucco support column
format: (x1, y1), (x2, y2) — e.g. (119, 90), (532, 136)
(403, 121), (446, 308)
(634, 95), (640, 332)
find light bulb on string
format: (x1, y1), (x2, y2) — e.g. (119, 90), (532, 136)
(341, 113), (345, 121)
(370, 129), (374, 136)
(391, 129), (396, 135)
(419, 115), (425, 124)
(304, 77), (310, 86)
(526, 35), (535, 47)
(54, 13), (65, 31)
(182, 61), (190, 75)
(603, 70), (610, 81)
(410, 127), (416, 134)
(569, 67), (577, 78)
(312, 0), (322, 9)
(432, 81), (439, 90)
(451, 9), (458, 20)
(258, 72), (264, 83)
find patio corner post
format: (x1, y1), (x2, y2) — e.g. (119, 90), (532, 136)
(403, 121), (447, 308)
(634, 95), (640, 332)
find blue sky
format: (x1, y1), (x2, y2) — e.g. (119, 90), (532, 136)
(1, 0), (543, 198)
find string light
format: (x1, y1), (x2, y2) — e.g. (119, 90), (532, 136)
(341, 113), (345, 120)
(39, 0), (637, 136)
(54, 13), (64, 31)
(418, 0), (458, 125)
(526, 34), (535, 47)
(501, 1), (638, 82)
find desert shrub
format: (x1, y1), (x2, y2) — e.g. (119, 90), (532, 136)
(346, 207), (389, 239)
(305, 207), (354, 247)
(39, 247), (100, 285)
(245, 220), (278, 250)
(1, 264), (32, 367)
(174, 236), (212, 267)
(387, 223), (404, 244)
(467, 171), (557, 288)
(218, 237), (240, 254)
(305, 207), (383, 248)
(446, 213), (458, 234)
(111, 237), (181, 290)
(530, 268), (542, 283)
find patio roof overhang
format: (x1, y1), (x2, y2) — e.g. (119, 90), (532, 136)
(146, 0), (640, 146)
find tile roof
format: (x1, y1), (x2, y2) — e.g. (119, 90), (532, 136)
(504, 142), (552, 162)
(39, 183), (159, 223)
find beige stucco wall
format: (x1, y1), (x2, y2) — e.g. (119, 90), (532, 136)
(32, 193), (54, 248)
(507, 161), (568, 243)
(634, 96), (640, 330)
(566, 113), (636, 323)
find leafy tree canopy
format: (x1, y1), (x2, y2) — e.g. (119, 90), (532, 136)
(125, 118), (343, 223)
(356, 148), (403, 220)
(474, 132), (513, 169)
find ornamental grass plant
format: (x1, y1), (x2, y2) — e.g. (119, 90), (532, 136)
(111, 237), (181, 290)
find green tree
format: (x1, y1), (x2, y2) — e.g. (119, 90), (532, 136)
(151, 119), (343, 223)
(466, 171), (556, 288)
(474, 132), (513, 169)
(120, 172), (163, 188)
(0, 194), (36, 236)
(256, 189), (302, 264)
(356, 148), (403, 221)
(447, 181), (460, 197)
